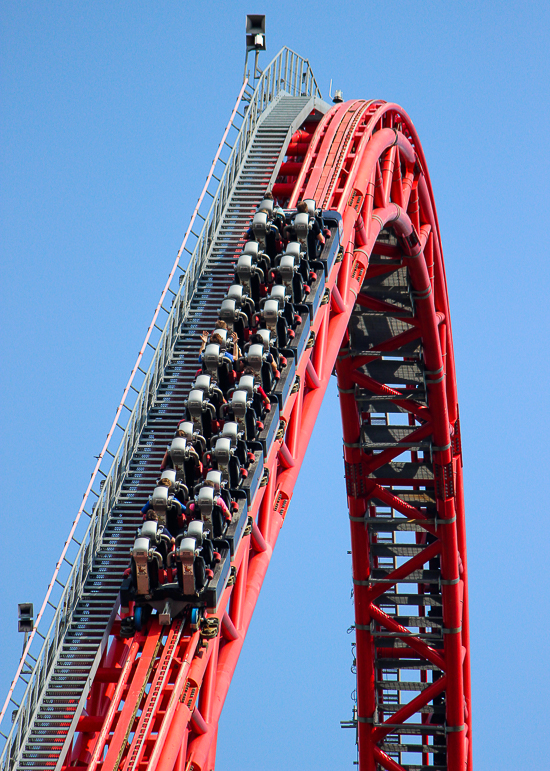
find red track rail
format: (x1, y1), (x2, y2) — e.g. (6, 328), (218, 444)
(62, 99), (470, 771)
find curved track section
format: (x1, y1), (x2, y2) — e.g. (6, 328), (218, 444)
(278, 99), (472, 771)
(1, 59), (470, 771)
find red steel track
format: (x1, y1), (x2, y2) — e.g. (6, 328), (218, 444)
(62, 99), (470, 771)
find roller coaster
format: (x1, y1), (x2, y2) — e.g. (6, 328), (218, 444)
(0, 36), (471, 771)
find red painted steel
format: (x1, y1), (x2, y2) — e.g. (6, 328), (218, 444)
(60, 98), (470, 771)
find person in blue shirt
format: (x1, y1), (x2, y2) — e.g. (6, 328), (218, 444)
(198, 330), (240, 366)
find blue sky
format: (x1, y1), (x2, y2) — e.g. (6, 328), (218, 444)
(1, 2), (549, 768)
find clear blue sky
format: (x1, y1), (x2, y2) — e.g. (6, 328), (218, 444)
(1, 2), (549, 769)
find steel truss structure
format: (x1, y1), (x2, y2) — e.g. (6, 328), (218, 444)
(0, 47), (471, 771)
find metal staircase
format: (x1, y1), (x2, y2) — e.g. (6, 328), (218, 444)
(0, 48), (328, 771)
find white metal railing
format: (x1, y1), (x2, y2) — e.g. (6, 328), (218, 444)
(0, 47), (320, 769)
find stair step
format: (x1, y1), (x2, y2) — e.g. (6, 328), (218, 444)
(369, 490), (436, 508)
(366, 518), (435, 532)
(361, 424), (431, 450)
(375, 659), (442, 670)
(368, 462), (433, 483)
(375, 680), (436, 692)
(370, 568), (440, 583)
(355, 390), (427, 411)
(371, 543), (431, 558)
(376, 594), (442, 607)
(359, 360), (425, 386)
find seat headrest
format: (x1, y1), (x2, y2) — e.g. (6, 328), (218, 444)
(194, 374), (211, 392)
(152, 486), (169, 506)
(285, 241), (301, 258)
(226, 283), (243, 302)
(211, 328), (227, 345)
(238, 374), (255, 396)
(203, 344), (221, 371)
(231, 390), (248, 417)
(187, 519), (204, 544)
(279, 256), (296, 284)
(219, 299), (236, 321)
(179, 537), (197, 557)
(237, 254), (253, 276)
(132, 537), (150, 557)
(256, 329), (270, 348)
(258, 199), (274, 215)
(206, 469), (222, 489)
(252, 212), (268, 234)
(215, 437), (232, 461)
(279, 254), (295, 269)
(303, 198), (316, 214)
(187, 389), (205, 414)
(169, 437), (187, 457)
(243, 241), (259, 258)
(270, 285), (287, 306)
(140, 520), (158, 540)
(263, 299), (279, 320)
(160, 468), (177, 485)
(246, 344), (264, 369)
(177, 421), (194, 439)
(294, 212), (310, 240)
(198, 485), (214, 504)
(222, 421), (239, 444)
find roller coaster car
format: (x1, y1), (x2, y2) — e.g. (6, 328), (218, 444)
(225, 388), (260, 442)
(185, 387), (217, 440)
(177, 521), (210, 594)
(192, 470), (234, 515)
(209, 421), (252, 466)
(274, 254), (308, 304)
(223, 379), (279, 462)
(257, 198), (273, 217)
(225, 283), (256, 326)
(235, 254), (264, 304)
(176, 420), (207, 454)
(251, 211), (268, 248)
(244, 343), (277, 392)
(233, 374), (266, 417)
(218, 298), (249, 344)
(121, 517), (232, 634)
(243, 239), (271, 275)
(203, 468), (231, 498)
(148, 485), (184, 533)
(258, 299), (294, 348)
(158, 468), (189, 504)
(268, 284), (305, 328)
(167, 437), (201, 486)
(195, 485), (229, 539)
(131, 520), (169, 597)
(201, 344), (234, 393)
(253, 327), (278, 355)
(316, 210), (342, 276)
(192, 374), (225, 416)
(211, 436), (242, 488)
